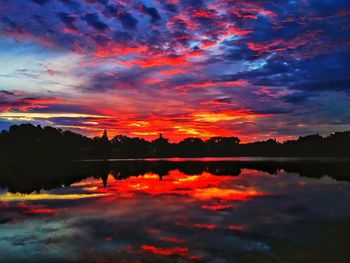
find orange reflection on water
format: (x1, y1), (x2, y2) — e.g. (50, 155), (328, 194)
(0, 201), (58, 217)
(140, 245), (188, 257)
(192, 223), (219, 230)
(201, 204), (234, 211)
(25, 208), (56, 215)
(159, 236), (187, 244)
(145, 228), (161, 235)
(0, 192), (109, 202)
(193, 187), (261, 201)
(75, 169), (266, 206)
(139, 245), (203, 261)
(176, 221), (219, 230)
(227, 225), (246, 231)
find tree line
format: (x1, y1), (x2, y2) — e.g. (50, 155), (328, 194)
(0, 123), (350, 159)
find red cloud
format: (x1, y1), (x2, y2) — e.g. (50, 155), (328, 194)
(228, 1), (277, 20)
(200, 39), (217, 48)
(0, 93), (63, 113)
(94, 44), (148, 58)
(226, 26), (252, 36)
(124, 48), (203, 68)
(247, 31), (321, 55)
(166, 13), (198, 31)
(201, 204), (234, 211)
(126, 55), (188, 68)
(191, 9), (217, 19)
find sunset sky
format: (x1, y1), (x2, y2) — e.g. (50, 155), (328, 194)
(0, 0), (349, 142)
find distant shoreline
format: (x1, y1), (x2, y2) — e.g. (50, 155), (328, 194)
(80, 156), (350, 162)
(1, 124), (350, 159)
(1, 156), (350, 164)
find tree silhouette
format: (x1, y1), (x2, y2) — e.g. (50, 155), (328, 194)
(177, 137), (207, 156)
(0, 123), (350, 159)
(101, 129), (109, 143)
(206, 136), (240, 156)
(151, 133), (172, 157)
(111, 135), (151, 157)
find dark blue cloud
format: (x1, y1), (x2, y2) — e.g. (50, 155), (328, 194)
(58, 0), (81, 9)
(0, 16), (25, 35)
(139, 4), (161, 23)
(116, 11), (138, 30)
(83, 13), (108, 31)
(282, 92), (311, 105)
(164, 4), (177, 13)
(31, 0), (50, 5)
(57, 12), (77, 29)
(113, 31), (132, 43)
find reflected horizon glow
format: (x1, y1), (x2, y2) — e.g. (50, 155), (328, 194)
(0, 192), (110, 202)
(70, 170), (266, 203)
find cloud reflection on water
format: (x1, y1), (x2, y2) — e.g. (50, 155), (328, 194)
(0, 161), (350, 262)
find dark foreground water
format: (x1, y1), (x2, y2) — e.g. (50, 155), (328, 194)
(0, 158), (350, 262)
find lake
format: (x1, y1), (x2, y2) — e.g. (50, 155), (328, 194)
(0, 158), (350, 262)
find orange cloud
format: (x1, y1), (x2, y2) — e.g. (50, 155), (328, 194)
(159, 237), (186, 244)
(177, 80), (249, 89)
(200, 39), (217, 48)
(142, 77), (163, 84)
(200, 100), (236, 106)
(127, 55), (188, 68)
(201, 204), (234, 211)
(0, 96), (63, 113)
(226, 26), (252, 36)
(158, 68), (187, 76)
(193, 109), (269, 122)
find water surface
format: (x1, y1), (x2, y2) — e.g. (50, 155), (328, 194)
(0, 158), (349, 262)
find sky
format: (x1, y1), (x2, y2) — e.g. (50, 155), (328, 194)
(0, 0), (349, 142)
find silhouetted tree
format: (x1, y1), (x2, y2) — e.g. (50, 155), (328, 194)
(206, 136), (240, 156)
(111, 135), (151, 157)
(152, 133), (173, 157)
(94, 129), (112, 157)
(101, 129), (109, 143)
(177, 137), (207, 156)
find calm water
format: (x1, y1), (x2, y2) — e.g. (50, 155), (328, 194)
(0, 158), (350, 262)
